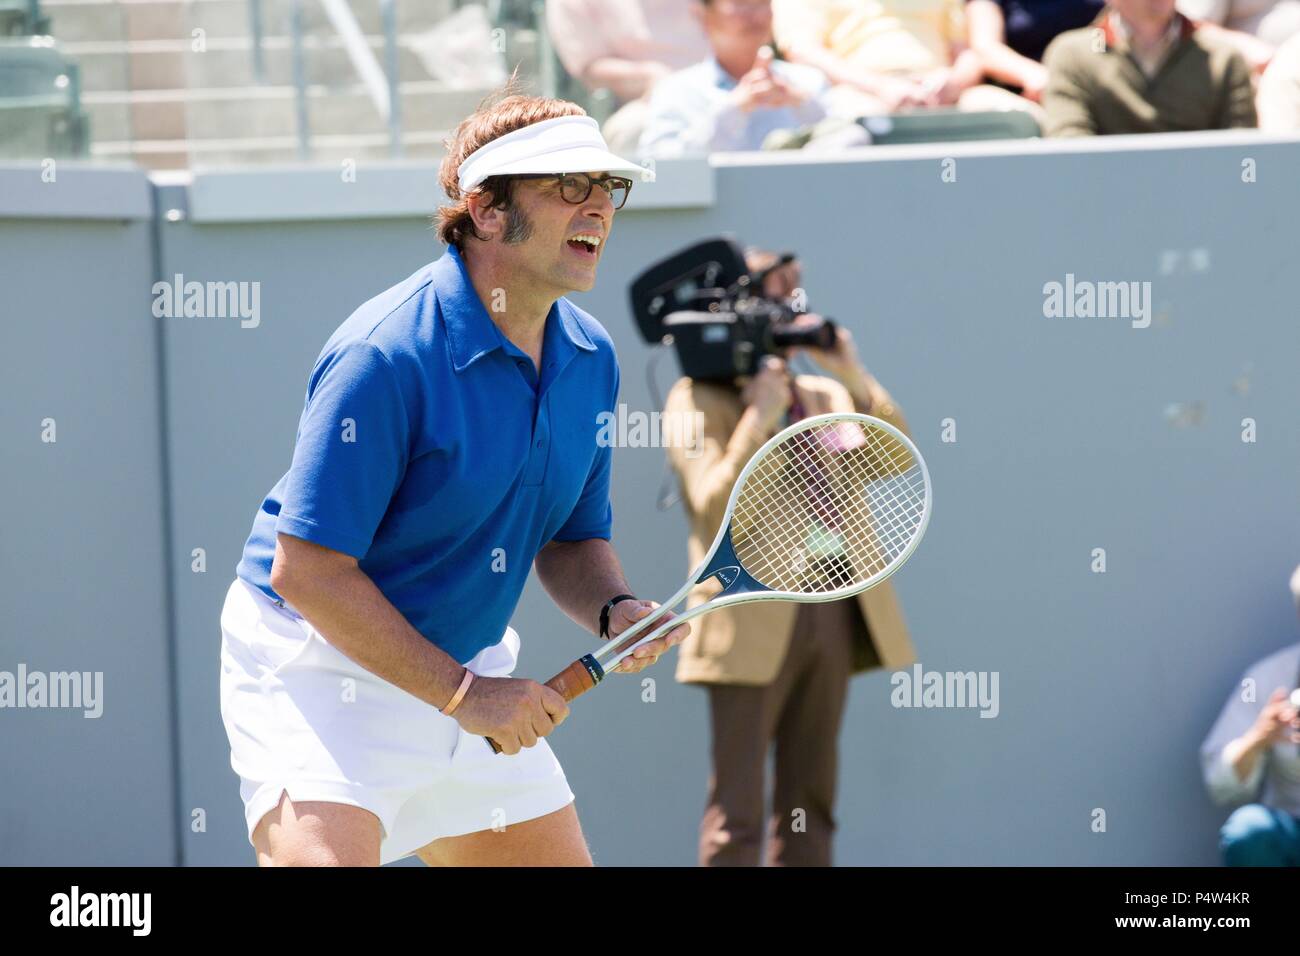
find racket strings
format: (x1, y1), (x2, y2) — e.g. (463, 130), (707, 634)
(738, 454), (917, 591)
(730, 419), (928, 593)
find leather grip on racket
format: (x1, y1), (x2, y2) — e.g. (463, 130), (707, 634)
(486, 654), (604, 754)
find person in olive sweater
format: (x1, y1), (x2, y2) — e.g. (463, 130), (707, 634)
(1041, 0), (1257, 135)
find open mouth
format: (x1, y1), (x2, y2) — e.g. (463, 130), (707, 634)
(566, 235), (600, 260)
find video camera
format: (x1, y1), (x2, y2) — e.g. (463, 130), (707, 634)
(628, 237), (837, 383)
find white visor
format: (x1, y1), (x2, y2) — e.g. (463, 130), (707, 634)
(456, 114), (653, 194)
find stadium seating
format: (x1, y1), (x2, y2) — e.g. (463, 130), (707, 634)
(0, 1), (1044, 167)
(0, 37), (89, 157)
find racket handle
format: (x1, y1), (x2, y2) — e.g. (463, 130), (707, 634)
(484, 654), (604, 755)
(545, 654), (604, 701)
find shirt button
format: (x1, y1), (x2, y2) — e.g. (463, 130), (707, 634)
(536, 439), (544, 447)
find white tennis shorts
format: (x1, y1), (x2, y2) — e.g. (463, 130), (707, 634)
(218, 577), (574, 865)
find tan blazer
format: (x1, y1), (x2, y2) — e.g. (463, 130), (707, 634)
(664, 372), (918, 686)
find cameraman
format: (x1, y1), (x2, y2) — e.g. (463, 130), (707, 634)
(662, 249), (918, 866)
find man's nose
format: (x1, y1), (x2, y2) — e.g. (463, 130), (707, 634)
(583, 184), (615, 217)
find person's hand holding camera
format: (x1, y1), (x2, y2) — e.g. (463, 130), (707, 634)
(790, 322), (876, 412)
(741, 356), (793, 433)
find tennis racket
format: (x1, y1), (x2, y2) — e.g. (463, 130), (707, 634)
(486, 411), (931, 753)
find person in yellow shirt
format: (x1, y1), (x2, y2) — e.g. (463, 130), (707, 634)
(771, 0), (1033, 115)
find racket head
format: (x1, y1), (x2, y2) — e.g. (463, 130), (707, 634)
(592, 412), (932, 673)
(697, 411), (932, 605)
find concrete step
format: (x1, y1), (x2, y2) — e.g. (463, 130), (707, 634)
(191, 0), (459, 42)
(83, 78), (536, 143)
(90, 126), (450, 168)
(66, 38), (436, 92)
(64, 19), (542, 93)
(43, 0), (457, 44)
(66, 45), (134, 93)
(82, 100), (133, 142)
(43, 0), (128, 44)
(190, 81), (504, 139)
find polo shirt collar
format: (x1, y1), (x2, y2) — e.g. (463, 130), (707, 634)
(708, 55), (739, 91)
(1102, 9), (1195, 53)
(433, 244), (596, 374)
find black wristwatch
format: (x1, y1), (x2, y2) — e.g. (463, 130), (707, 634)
(599, 593), (639, 639)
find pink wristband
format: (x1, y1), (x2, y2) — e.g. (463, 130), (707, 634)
(441, 668), (474, 717)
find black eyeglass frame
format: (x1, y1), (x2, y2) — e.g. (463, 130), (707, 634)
(510, 172), (635, 210)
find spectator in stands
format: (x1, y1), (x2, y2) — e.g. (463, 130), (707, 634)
(771, 0), (1033, 117)
(1041, 0), (1257, 135)
(638, 0), (842, 156)
(547, 0), (710, 154)
(1183, 0), (1300, 43)
(1257, 31), (1300, 127)
(1179, 0), (1300, 63)
(1200, 565), (1300, 866)
(965, 1), (1106, 106)
(1178, 2), (1300, 125)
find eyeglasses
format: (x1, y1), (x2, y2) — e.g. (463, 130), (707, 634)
(514, 172), (634, 210)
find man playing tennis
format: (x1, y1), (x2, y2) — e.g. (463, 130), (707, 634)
(219, 90), (687, 866)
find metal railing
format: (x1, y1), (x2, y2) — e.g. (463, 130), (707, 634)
(269, 0), (404, 160)
(289, 0), (308, 158)
(380, 0), (401, 157)
(248, 0), (266, 84)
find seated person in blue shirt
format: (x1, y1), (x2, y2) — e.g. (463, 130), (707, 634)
(1200, 563), (1300, 866)
(637, 0), (841, 156)
(220, 92), (689, 867)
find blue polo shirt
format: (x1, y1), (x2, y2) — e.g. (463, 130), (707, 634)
(235, 244), (619, 664)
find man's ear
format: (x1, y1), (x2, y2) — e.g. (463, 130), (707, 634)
(466, 188), (504, 241)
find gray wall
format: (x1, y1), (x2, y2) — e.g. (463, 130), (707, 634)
(2, 132), (1298, 865)
(0, 165), (177, 864)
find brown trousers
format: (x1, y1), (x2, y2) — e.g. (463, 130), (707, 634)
(699, 599), (866, 866)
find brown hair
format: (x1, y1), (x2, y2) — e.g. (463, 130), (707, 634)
(435, 76), (587, 252)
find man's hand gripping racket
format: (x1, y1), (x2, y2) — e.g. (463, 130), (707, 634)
(486, 411), (932, 753)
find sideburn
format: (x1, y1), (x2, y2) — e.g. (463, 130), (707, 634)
(502, 203), (534, 244)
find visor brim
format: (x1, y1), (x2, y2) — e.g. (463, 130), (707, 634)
(468, 145), (653, 188)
